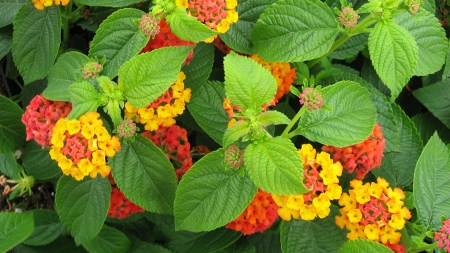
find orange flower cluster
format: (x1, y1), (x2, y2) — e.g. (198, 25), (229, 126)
(226, 189), (278, 235)
(49, 112), (121, 181)
(108, 176), (145, 219)
(21, 94), (72, 148)
(335, 178), (411, 248)
(124, 72), (192, 132)
(322, 123), (386, 179)
(141, 125), (193, 180)
(272, 144), (343, 221)
(32, 0), (69, 10)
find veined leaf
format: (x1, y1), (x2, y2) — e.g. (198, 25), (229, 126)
(0, 152), (19, 179)
(73, 0), (142, 7)
(218, 237), (256, 253)
(0, 211), (34, 252)
(252, 0), (339, 62)
(0, 25), (12, 60)
(67, 81), (101, 120)
(22, 140), (61, 180)
(0, 0), (26, 28)
(223, 120), (250, 148)
(442, 40), (450, 81)
(22, 210), (64, 246)
(0, 94), (25, 152)
(329, 33), (368, 60)
(181, 42), (215, 94)
(166, 8), (218, 42)
(81, 225), (131, 253)
(338, 239), (393, 253)
(258, 111), (290, 127)
(412, 112), (450, 145)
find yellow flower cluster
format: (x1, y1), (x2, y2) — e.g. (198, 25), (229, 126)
(49, 112), (121, 181)
(124, 72), (191, 131)
(32, 0), (70, 10)
(335, 178), (411, 245)
(272, 144), (343, 221)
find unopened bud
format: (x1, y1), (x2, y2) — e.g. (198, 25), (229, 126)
(299, 87), (323, 110)
(116, 119), (137, 139)
(139, 13), (160, 38)
(404, 0), (421, 14)
(82, 61), (103, 79)
(338, 6), (359, 29)
(224, 144), (244, 169)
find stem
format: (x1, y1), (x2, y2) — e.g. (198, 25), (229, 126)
(400, 227), (412, 250)
(281, 105), (307, 138)
(61, 1), (74, 53)
(407, 242), (439, 253)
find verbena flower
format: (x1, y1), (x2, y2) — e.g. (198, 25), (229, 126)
(226, 189), (278, 235)
(335, 178), (411, 247)
(142, 125), (193, 180)
(21, 94), (72, 148)
(299, 87), (323, 110)
(32, 0), (70, 10)
(49, 112), (121, 181)
(322, 123), (386, 179)
(125, 72), (191, 132)
(272, 144), (343, 221)
(108, 176), (145, 219)
(435, 219), (450, 252)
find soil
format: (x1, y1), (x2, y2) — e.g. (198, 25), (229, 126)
(0, 182), (56, 212)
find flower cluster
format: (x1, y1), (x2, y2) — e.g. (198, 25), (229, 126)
(32, 0), (70, 10)
(140, 18), (196, 64)
(226, 189), (278, 235)
(335, 178), (411, 248)
(435, 218), (450, 252)
(108, 176), (145, 219)
(125, 72), (192, 132)
(49, 112), (121, 181)
(224, 144), (244, 169)
(176, 0), (239, 42)
(322, 123), (386, 179)
(142, 125), (193, 180)
(338, 6), (359, 28)
(82, 61), (103, 79)
(21, 94), (72, 148)
(139, 13), (160, 38)
(272, 144), (343, 221)
(299, 87), (323, 110)
(116, 119), (137, 139)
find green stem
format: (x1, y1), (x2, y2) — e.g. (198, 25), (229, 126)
(281, 105), (307, 138)
(407, 242), (439, 253)
(400, 227), (412, 250)
(13, 78), (23, 90)
(61, 1), (73, 53)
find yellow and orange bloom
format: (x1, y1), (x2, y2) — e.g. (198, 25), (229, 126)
(32, 0), (70, 10)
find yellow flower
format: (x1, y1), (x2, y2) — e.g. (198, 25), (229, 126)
(81, 125), (95, 139)
(92, 150), (106, 165)
(368, 181), (384, 198)
(158, 104), (173, 118)
(67, 119), (81, 135)
(95, 127), (110, 142)
(90, 164), (111, 178)
(226, 0), (238, 9)
(299, 205), (316, 221)
(57, 157), (72, 171)
(216, 19), (231, 33)
(78, 158), (94, 175)
(312, 194), (331, 210)
(364, 224), (381, 241)
(79, 112), (103, 128)
(272, 195), (300, 221)
(298, 144), (316, 166)
(175, 0), (188, 8)
(50, 132), (65, 148)
(226, 9), (239, 23)
(285, 195), (304, 210)
(347, 209), (362, 223)
(339, 191), (357, 211)
(326, 183), (342, 200)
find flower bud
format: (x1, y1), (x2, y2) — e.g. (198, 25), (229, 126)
(116, 119), (137, 139)
(338, 6), (359, 29)
(299, 87), (323, 110)
(82, 61), (103, 79)
(224, 144), (244, 169)
(139, 13), (160, 38)
(404, 0), (421, 14)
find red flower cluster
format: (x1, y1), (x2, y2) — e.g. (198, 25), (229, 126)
(322, 124), (386, 179)
(141, 125), (193, 180)
(21, 94), (72, 148)
(435, 219), (450, 252)
(226, 189), (278, 235)
(108, 176), (145, 219)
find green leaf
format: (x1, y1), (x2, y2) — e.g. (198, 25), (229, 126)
(247, 233), (281, 253)
(412, 112), (450, 145)
(217, 237), (256, 253)
(118, 46), (193, 108)
(89, 8), (148, 79)
(22, 210), (64, 246)
(105, 100), (122, 128)
(295, 81), (376, 147)
(414, 132), (450, 230)
(257, 111), (290, 127)
(442, 40), (450, 81)
(280, 206), (347, 253)
(329, 33), (368, 60)
(361, 58), (391, 97)
(43, 51), (89, 102)
(224, 52), (276, 109)
(0, 94), (26, 152)
(22, 140), (61, 180)
(0, 0), (26, 28)
(0, 25), (13, 60)
(413, 78), (450, 129)
(67, 81), (101, 120)
(368, 20), (418, 101)
(73, 0), (142, 7)
(166, 8), (218, 42)
(174, 150), (257, 232)
(168, 227), (241, 253)
(0, 151), (19, 178)
(128, 240), (174, 253)
(188, 80), (230, 145)
(372, 103), (423, 188)
(81, 225), (131, 253)
(55, 176), (111, 245)
(182, 42), (214, 94)
(338, 239), (393, 253)
(251, 0), (339, 62)
(0, 211), (34, 252)
(109, 135), (178, 214)
(222, 120), (250, 148)
(244, 136), (307, 195)
(395, 10), (447, 76)
(12, 3), (60, 84)
(14, 236), (88, 253)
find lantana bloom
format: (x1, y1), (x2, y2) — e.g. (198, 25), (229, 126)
(272, 144), (343, 221)
(322, 123), (386, 179)
(335, 178), (411, 247)
(125, 71), (192, 132)
(32, 0), (69, 10)
(435, 218), (450, 252)
(49, 112), (121, 181)
(108, 176), (145, 219)
(226, 189), (278, 235)
(21, 94), (72, 148)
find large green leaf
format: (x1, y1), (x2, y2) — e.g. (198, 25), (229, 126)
(224, 52), (276, 109)
(166, 8), (218, 42)
(0, 25), (12, 59)
(247, 233), (281, 253)
(14, 236), (87, 253)
(280, 206), (347, 253)
(174, 150), (257, 232)
(414, 133), (450, 230)
(109, 135), (178, 214)
(73, 0), (141, 7)
(368, 20), (418, 101)
(372, 103), (423, 188)
(395, 10), (447, 76)
(251, 0), (339, 62)
(89, 8), (148, 79)
(412, 112), (450, 145)
(81, 225), (131, 253)
(67, 81), (101, 120)
(43, 51), (89, 102)
(413, 78), (450, 129)
(22, 140), (61, 180)
(0, 94), (25, 152)
(244, 136), (307, 195)
(22, 210), (64, 246)
(181, 42), (214, 93)
(0, 151), (19, 178)
(217, 237), (256, 253)
(0, 0), (26, 28)
(55, 176), (111, 245)
(295, 81), (376, 147)
(118, 46), (193, 108)
(222, 120), (250, 148)
(12, 2), (60, 84)
(187, 81), (229, 145)
(338, 239), (393, 253)
(0, 211), (34, 252)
